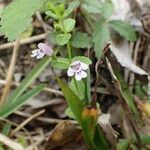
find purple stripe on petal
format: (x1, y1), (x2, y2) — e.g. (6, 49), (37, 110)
(38, 43), (53, 56)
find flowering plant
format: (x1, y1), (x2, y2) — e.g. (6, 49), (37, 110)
(0, 0), (148, 150)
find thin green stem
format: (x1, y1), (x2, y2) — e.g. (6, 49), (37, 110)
(67, 41), (72, 63)
(84, 69), (91, 105)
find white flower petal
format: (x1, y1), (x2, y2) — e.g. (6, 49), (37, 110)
(31, 49), (40, 57)
(80, 62), (88, 70)
(36, 52), (45, 59)
(75, 72), (82, 81)
(67, 68), (74, 76)
(80, 70), (87, 78)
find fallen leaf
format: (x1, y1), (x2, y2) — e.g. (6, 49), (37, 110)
(110, 41), (148, 75)
(98, 114), (118, 150)
(45, 121), (87, 150)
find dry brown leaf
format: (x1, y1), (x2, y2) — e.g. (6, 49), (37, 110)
(110, 41), (148, 75)
(98, 114), (118, 150)
(45, 121), (87, 150)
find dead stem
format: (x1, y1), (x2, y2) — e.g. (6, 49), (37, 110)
(0, 39), (20, 105)
(106, 57), (143, 148)
(14, 110), (78, 125)
(2, 118), (37, 150)
(0, 133), (24, 150)
(10, 110), (45, 137)
(0, 33), (46, 50)
(0, 79), (63, 96)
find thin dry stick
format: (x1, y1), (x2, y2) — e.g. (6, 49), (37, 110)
(148, 73), (150, 100)
(0, 133), (24, 150)
(36, 11), (51, 32)
(0, 33), (46, 50)
(0, 39), (20, 105)
(14, 110), (78, 124)
(0, 79), (63, 96)
(129, 37), (141, 90)
(2, 118), (38, 150)
(10, 110), (45, 137)
(106, 58), (143, 148)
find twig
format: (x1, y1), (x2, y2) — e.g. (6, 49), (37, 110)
(0, 33), (47, 50)
(106, 57), (143, 148)
(10, 110), (45, 137)
(148, 73), (150, 101)
(2, 118), (37, 150)
(0, 133), (24, 150)
(36, 11), (51, 32)
(129, 37), (141, 90)
(0, 79), (63, 96)
(0, 39), (20, 105)
(14, 110), (78, 124)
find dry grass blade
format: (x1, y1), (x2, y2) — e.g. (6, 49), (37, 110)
(0, 33), (46, 50)
(0, 79), (63, 96)
(0, 133), (24, 150)
(14, 110), (78, 124)
(0, 39), (20, 105)
(10, 109), (45, 137)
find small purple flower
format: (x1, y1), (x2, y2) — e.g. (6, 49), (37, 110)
(31, 43), (53, 59)
(67, 61), (88, 81)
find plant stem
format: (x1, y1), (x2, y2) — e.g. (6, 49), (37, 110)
(67, 41), (72, 63)
(84, 69), (92, 105)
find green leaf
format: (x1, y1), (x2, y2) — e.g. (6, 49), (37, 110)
(69, 79), (85, 100)
(0, 0), (45, 42)
(64, 0), (80, 17)
(45, 10), (58, 19)
(2, 123), (11, 136)
(109, 20), (137, 41)
(7, 57), (52, 103)
(114, 71), (138, 115)
(20, 27), (33, 39)
(72, 56), (92, 65)
(47, 32), (57, 45)
(17, 136), (28, 147)
(71, 31), (92, 48)
(57, 77), (84, 124)
(51, 58), (70, 69)
(57, 77), (109, 150)
(56, 33), (71, 45)
(63, 18), (76, 32)
(117, 139), (130, 150)
(0, 145), (4, 150)
(101, 0), (114, 19)
(139, 134), (150, 144)
(56, 4), (65, 17)
(0, 8), (3, 17)
(0, 84), (46, 118)
(93, 21), (110, 58)
(65, 107), (76, 119)
(81, 0), (102, 14)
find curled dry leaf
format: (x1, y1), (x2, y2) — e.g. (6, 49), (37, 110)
(110, 41), (148, 75)
(45, 121), (86, 150)
(98, 114), (118, 150)
(135, 97), (150, 135)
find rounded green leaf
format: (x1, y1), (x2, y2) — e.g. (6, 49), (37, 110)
(56, 33), (71, 45)
(72, 56), (92, 65)
(51, 58), (70, 69)
(64, 18), (76, 32)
